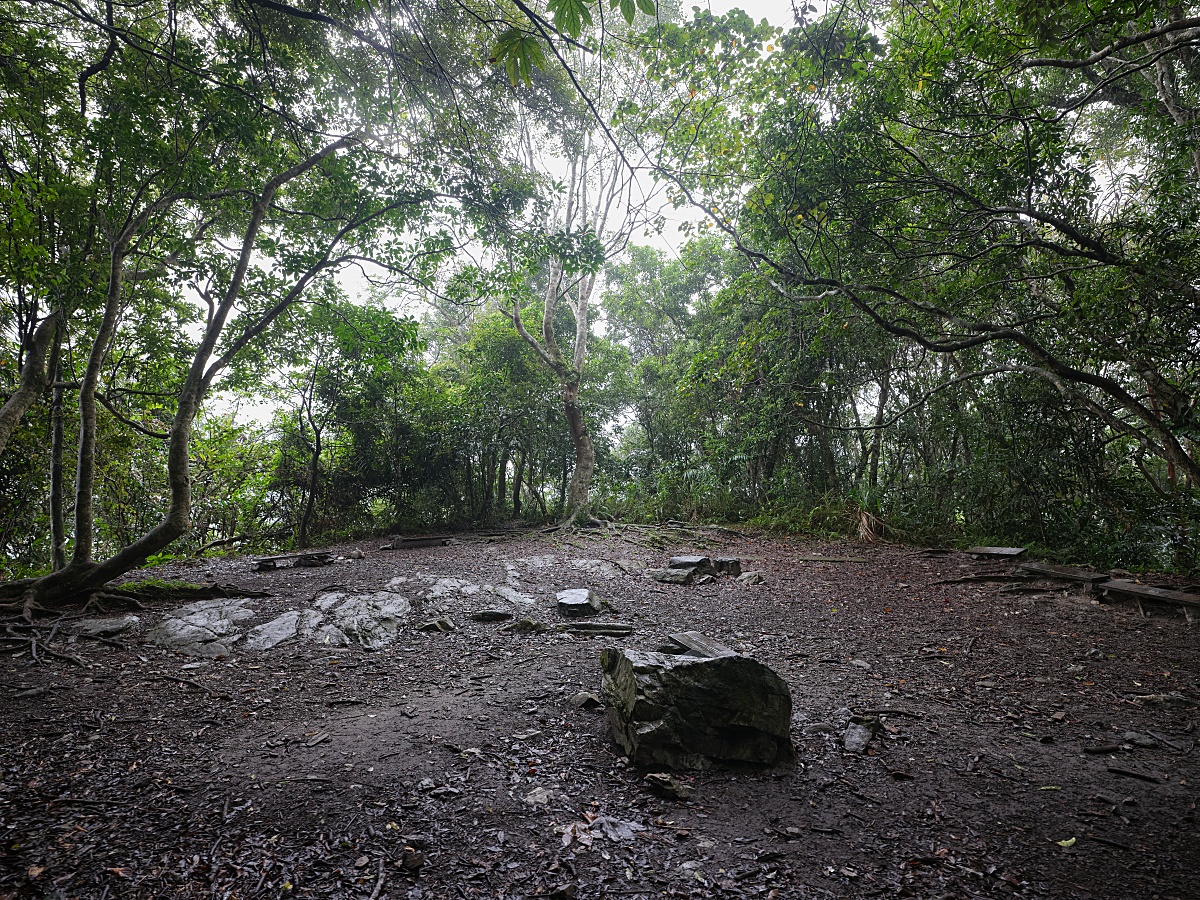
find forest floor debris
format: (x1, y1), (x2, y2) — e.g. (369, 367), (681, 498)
(2, 532), (1199, 898)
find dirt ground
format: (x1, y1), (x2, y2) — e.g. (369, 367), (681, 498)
(2, 529), (1198, 899)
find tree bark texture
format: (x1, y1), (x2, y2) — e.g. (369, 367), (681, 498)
(0, 315), (57, 457)
(563, 381), (596, 521)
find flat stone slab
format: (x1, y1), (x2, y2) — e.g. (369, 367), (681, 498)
(326, 590), (412, 649)
(70, 614), (140, 638)
(600, 647), (793, 769)
(557, 621), (633, 636)
(557, 588), (601, 617)
(146, 599), (256, 657)
(489, 585), (534, 605)
(244, 611), (301, 651)
(649, 567), (694, 585)
(471, 609), (514, 622)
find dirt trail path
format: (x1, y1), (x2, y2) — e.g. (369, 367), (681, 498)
(2, 532), (1197, 898)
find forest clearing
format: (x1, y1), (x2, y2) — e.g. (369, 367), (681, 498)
(2, 0), (1199, 897)
(2, 530), (1198, 898)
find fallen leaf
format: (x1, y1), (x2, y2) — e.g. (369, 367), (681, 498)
(1056, 837), (1076, 847)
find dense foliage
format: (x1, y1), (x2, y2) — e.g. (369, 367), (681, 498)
(2, 0), (1196, 589)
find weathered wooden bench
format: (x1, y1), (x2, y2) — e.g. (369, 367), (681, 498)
(254, 551), (334, 571)
(1097, 579), (1200, 625)
(386, 535), (452, 550)
(1015, 561), (1111, 585)
(966, 546), (1027, 560)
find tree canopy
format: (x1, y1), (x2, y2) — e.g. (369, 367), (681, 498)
(2, 0), (1196, 601)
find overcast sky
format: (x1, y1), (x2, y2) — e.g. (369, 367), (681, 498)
(701, 0), (798, 24)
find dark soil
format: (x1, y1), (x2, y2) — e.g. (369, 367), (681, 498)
(2, 529), (1198, 899)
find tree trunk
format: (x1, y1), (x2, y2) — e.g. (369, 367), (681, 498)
(512, 449), (526, 518)
(71, 249), (129, 567)
(465, 457), (475, 519)
(868, 365), (892, 495)
(480, 448), (495, 521)
(50, 365), (67, 572)
(557, 452), (568, 517)
(497, 447), (509, 519)
(1, 138), (355, 609)
(562, 380), (596, 521)
(298, 427), (322, 549)
(534, 459), (548, 519)
(0, 314), (57, 457)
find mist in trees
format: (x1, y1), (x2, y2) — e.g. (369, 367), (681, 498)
(2, 0), (1197, 602)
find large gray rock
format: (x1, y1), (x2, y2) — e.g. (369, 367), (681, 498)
(713, 557), (742, 576)
(71, 614), (139, 637)
(649, 568), (694, 585)
(333, 590), (410, 649)
(669, 555), (717, 576)
(145, 599), (256, 657)
(244, 611), (301, 650)
(557, 588), (601, 617)
(600, 648), (793, 769)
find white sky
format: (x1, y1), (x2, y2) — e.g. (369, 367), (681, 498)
(703, 0), (797, 23)
(632, 1), (801, 255)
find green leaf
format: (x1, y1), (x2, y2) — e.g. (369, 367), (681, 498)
(547, 0), (593, 38)
(636, 0), (656, 17)
(490, 29), (546, 86)
(619, 0), (636, 25)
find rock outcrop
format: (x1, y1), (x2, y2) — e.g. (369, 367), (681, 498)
(599, 645), (793, 769)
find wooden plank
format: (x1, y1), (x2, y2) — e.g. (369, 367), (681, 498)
(389, 535), (450, 550)
(966, 546), (1027, 559)
(1098, 580), (1200, 609)
(255, 551), (333, 570)
(666, 631), (737, 658)
(1015, 561), (1110, 585)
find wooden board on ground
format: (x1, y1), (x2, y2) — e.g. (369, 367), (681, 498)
(794, 555), (867, 563)
(665, 631), (737, 658)
(1015, 561), (1111, 584)
(1098, 580), (1200, 624)
(966, 546), (1027, 560)
(388, 535), (452, 550)
(255, 551), (334, 571)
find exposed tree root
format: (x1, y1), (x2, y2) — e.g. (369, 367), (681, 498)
(3, 621), (88, 667)
(1, 579), (270, 622)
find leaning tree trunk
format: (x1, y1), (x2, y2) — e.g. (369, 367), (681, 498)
(0, 138), (353, 612)
(0, 314), (57, 457)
